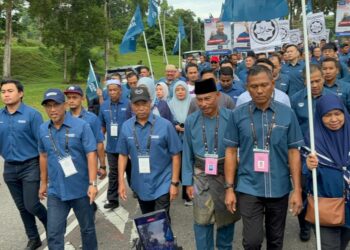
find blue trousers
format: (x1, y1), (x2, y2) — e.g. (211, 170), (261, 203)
(3, 158), (47, 240)
(193, 223), (235, 250)
(47, 195), (97, 250)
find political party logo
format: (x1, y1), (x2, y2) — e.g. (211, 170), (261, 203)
(280, 26), (288, 41)
(309, 19), (324, 35)
(250, 20), (279, 45)
(290, 33), (300, 44)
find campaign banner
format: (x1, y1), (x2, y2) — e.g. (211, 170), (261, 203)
(336, 0), (350, 36)
(279, 20), (290, 44)
(204, 18), (232, 51)
(289, 29), (302, 45)
(233, 22), (250, 51)
(249, 19), (282, 50)
(310, 29), (330, 43)
(307, 12), (326, 40)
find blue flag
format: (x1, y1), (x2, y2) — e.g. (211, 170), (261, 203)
(86, 60), (101, 101)
(147, 0), (158, 27)
(220, 1), (232, 22)
(306, 0), (313, 14)
(172, 18), (186, 55)
(119, 5), (144, 54)
(221, 0), (288, 22)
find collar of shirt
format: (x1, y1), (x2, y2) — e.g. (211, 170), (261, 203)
(48, 113), (74, 129)
(249, 99), (277, 113)
(288, 59), (304, 67)
(110, 98), (124, 106)
(76, 107), (87, 118)
(3, 102), (25, 115)
(133, 114), (155, 127)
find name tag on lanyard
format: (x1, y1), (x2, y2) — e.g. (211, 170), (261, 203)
(253, 149), (270, 173)
(110, 123), (118, 137)
(138, 155), (151, 174)
(204, 154), (218, 175)
(59, 155), (78, 177)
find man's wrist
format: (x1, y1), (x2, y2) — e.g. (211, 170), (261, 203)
(89, 180), (98, 187)
(99, 165), (106, 170)
(171, 181), (180, 187)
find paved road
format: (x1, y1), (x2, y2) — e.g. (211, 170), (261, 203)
(0, 156), (321, 250)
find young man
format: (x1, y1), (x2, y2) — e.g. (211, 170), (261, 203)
(0, 80), (47, 250)
(38, 89), (98, 249)
(117, 86), (182, 219)
(217, 67), (245, 104)
(185, 63), (199, 97)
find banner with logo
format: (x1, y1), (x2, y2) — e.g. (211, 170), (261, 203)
(249, 19), (282, 50)
(204, 18), (232, 51)
(289, 29), (302, 45)
(233, 22), (250, 51)
(336, 0), (350, 36)
(279, 20), (290, 44)
(307, 12), (326, 41)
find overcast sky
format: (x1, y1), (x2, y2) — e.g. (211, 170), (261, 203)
(167, 0), (225, 19)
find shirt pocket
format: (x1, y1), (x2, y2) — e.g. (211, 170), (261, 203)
(270, 124), (288, 145)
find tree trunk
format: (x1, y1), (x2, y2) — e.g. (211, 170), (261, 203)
(3, 0), (13, 79)
(104, 0), (110, 71)
(69, 49), (78, 83)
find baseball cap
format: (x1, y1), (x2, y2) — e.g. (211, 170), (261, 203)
(41, 89), (65, 105)
(130, 86), (150, 103)
(210, 56), (219, 63)
(106, 79), (121, 87)
(64, 85), (84, 96)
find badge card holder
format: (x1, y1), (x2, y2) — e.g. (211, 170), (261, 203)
(253, 149), (270, 173)
(110, 123), (118, 137)
(204, 154), (218, 175)
(138, 155), (151, 174)
(59, 155), (78, 177)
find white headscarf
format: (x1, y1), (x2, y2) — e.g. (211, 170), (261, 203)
(156, 82), (169, 101)
(168, 81), (191, 124)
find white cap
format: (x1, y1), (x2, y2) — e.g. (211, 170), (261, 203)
(106, 79), (121, 86)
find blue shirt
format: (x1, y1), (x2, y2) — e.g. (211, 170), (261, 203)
(238, 68), (248, 87)
(217, 82), (245, 104)
(281, 60), (305, 96)
(117, 115), (182, 201)
(67, 108), (104, 143)
(338, 61), (350, 82)
(198, 62), (211, 73)
(324, 79), (350, 113)
(38, 115), (97, 201)
(0, 103), (43, 162)
(182, 108), (231, 185)
(339, 53), (350, 66)
(99, 98), (129, 153)
(274, 73), (290, 94)
(224, 101), (304, 198)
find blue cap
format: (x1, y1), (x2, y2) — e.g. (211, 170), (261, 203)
(41, 88), (65, 105)
(64, 85), (84, 96)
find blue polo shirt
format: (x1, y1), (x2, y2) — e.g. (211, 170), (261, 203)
(274, 73), (290, 94)
(99, 98), (129, 153)
(38, 115), (97, 201)
(281, 60), (305, 96)
(338, 61), (350, 82)
(182, 108), (231, 185)
(324, 79), (350, 112)
(217, 82), (245, 104)
(224, 101), (304, 198)
(238, 68), (248, 86)
(67, 108), (104, 143)
(198, 62), (211, 73)
(291, 88), (334, 137)
(117, 114), (182, 201)
(0, 103), (43, 162)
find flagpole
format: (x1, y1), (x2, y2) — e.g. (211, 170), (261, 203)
(158, 13), (168, 64)
(178, 33), (181, 70)
(143, 31), (154, 79)
(301, 1), (321, 249)
(88, 59), (99, 89)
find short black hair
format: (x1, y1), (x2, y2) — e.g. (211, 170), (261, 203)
(255, 58), (275, 71)
(285, 44), (299, 52)
(220, 59), (233, 67)
(247, 65), (273, 82)
(0, 79), (24, 92)
(321, 57), (340, 69)
(220, 67), (234, 77)
(303, 64), (323, 80)
(322, 42), (338, 52)
(126, 72), (139, 80)
(139, 66), (150, 72)
(246, 51), (256, 59)
(200, 68), (216, 78)
(269, 53), (281, 64)
(185, 63), (198, 73)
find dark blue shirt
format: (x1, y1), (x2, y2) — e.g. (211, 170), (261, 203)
(0, 103), (43, 162)
(38, 115), (97, 201)
(281, 60), (305, 97)
(224, 101), (304, 198)
(99, 98), (130, 153)
(217, 82), (245, 104)
(198, 62), (211, 73)
(324, 79), (350, 113)
(274, 73), (290, 94)
(117, 115), (182, 201)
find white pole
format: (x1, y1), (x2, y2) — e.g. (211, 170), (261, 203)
(178, 33), (181, 70)
(158, 13), (168, 64)
(143, 31), (154, 79)
(301, 1), (321, 249)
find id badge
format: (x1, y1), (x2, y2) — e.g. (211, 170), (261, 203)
(138, 155), (151, 174)
(204, 154), (218, 175)
(110, 123), (118, 137)
(59, 156), (78, 177)
(253, 149), (270, 173)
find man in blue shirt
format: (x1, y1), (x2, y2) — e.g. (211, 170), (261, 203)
(322, 42), (350, 82)
(217, 67), (244, 104)
(99, 79), (130, 209)
(238, 53), (256, 85)
(38, 89), (98, 250)
(0, 79), (47, 250)
(117, 86), (182, 219)
(157, 64), (179, 99)
(270, 53), (291, 94)
(182, 78), (240, 250)
(198, 55), (211, 73)
(224, 65), (304, 249)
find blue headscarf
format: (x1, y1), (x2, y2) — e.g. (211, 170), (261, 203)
(168, 81), (191, 124)
(310, 94), (350, 169)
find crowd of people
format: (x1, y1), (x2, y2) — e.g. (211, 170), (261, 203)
(2, 40), (350, 250)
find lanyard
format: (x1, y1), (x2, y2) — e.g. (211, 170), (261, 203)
(133, 115), (156, 154)
(48, 127), (69, 158)
(201, 112), (220, 155)
(249, 104), (275, 150)
(109, 102), (118, 124)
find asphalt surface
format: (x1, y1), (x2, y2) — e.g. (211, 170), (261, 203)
(0, 156), (324, 249)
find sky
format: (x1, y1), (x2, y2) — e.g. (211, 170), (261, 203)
(167, 0), (225, 20)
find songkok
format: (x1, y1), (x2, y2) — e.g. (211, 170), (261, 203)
(194, 78), (217, 95)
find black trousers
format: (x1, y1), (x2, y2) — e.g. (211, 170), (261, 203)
(137, 193), (171, 221)
(106, 152), (131, 202)
(239, 192), (289, 250)
(317, 226), (350, 250)
(298, 174), (311, 232)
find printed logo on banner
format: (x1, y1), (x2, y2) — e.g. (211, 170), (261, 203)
(280, 27), (288, 41)
(310, 19), (324, 35)
(290, 33), (299, 44)
(250, 20), (279, 45)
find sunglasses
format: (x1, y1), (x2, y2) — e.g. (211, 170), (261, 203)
(211, 61), (218, 64)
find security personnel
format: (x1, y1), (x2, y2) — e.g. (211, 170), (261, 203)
(182, 78), (240, 250)
(0, 79), (47, 250)
(117, 86), (182, 219)
(217, 67), (244, 104)
(99, 79), (130, 209)
(321, 57), (350, 112)
(224, 65), (304, 249)
(38, 89), (98, 250)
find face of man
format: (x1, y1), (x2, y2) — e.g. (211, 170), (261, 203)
(132, 100), (151, 121)
(166, 69), (177, 81)
(66, 93), (83, 110)
(270, 57), (281, 77)
(322, 61), (338, 83)
(108, 84), (122, 102)
(286, 46), (299, 61)
(187, 66), (199, 83)
(308, 70), (324, 97)
(220, 74), (233, 90)
(187, 56), (194, 63)
(230, 54), (238, 66)
(199, 56), (205, 63)
(43, 100), (66, 124)
(216, 22), (224, 33)
(210, 61), (219, 70)
(127, 76), (138, 88)
(1, 83), (23, 106)
(202, 73), (217, 83)
(322, 49), (336, 59)
(322, 109), (345, 131)
(245, 57), (255, 69)
(140, 69), (150, 77)
(342, 45), (349, 54)
(313, 47), (321, 58)
(247, 72), (275, 108)
(196, 91), (220, 116)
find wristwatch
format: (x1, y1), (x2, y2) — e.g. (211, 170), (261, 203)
(171, 181), (180, 187)
(99, 165), (106, 170)
(224, 182), (234, 190)
(89, 181), (97, 187)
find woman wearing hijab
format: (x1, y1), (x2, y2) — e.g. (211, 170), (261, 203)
(305, 94), (350, 250)
(155, 82), (169, 104)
